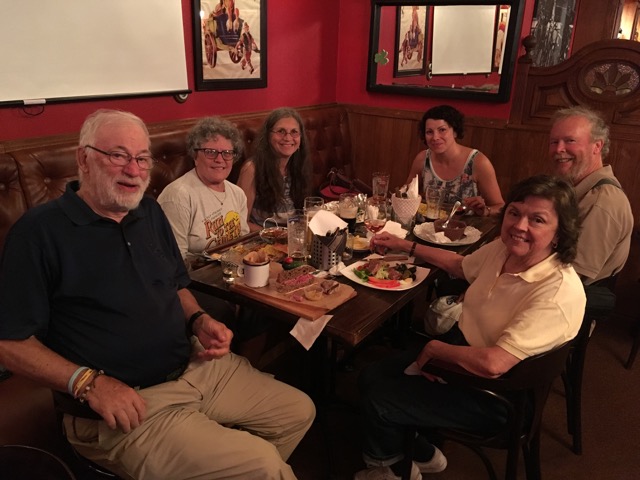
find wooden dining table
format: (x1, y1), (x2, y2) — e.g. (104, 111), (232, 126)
(188, 215), (500, 349)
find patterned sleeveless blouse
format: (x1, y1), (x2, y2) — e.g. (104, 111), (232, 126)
(422, 149), (480, 203)
(249, 175), (295, 228)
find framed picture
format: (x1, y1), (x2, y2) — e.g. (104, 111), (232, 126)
(394, 5), (428, 78)
(193, 0), (267, 91)
(493, 5), (510, 73)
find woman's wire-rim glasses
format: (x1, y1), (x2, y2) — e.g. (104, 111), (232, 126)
(85, 145), (154, 170)
(194, 148), (237, 162)
(270, 128), (301, 139)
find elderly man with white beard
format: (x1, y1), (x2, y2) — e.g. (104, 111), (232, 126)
(549, 106), (633, 309)
(0, 109), (314, 480)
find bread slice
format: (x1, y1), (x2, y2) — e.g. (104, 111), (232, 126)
(276, 265), (317, 293)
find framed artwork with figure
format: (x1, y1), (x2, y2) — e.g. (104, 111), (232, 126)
(394, 5), (428, 78)
(193, 0), (267, 91)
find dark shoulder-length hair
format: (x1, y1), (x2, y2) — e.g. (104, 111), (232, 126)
(419, 105), (465, 144)
(252, 107), (312, 212)
(498, 174), (581, 264)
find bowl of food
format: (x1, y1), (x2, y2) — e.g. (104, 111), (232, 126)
(260, 226), (288, 245)
(433, 219), (466, 241)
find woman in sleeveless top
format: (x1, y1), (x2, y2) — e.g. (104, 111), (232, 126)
(405, 105), (504, 216)
(237, 107), (312, 231)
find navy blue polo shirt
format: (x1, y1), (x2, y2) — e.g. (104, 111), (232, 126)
(0, 182), (191, 388)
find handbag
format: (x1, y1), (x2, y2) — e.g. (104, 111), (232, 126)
(319, 167), (372, 201)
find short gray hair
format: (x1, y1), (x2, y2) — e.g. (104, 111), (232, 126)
(79, 109), (149, 148)
(186, 117), (244, 163)
(552, 106), (610, 158)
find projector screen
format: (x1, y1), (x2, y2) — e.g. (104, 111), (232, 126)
(431, 5), (496, 75)
(0, 0), (189, 105)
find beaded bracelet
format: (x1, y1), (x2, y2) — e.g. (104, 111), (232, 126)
(67, 366), (89, 396)
(78, 370), (105, 404)
(72, 368), (96, 399)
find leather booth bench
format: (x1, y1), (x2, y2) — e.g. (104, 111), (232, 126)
(0, 102), (352, 451)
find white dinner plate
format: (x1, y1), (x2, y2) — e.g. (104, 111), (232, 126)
(413, 222), (483, 246)
(340, 260), (430, 291)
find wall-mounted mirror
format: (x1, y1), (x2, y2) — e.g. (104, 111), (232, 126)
(367, 0), (525, 102)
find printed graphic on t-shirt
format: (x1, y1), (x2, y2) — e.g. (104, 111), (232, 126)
(204, 210), (242, 245)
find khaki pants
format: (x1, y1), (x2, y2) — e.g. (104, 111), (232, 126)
(64, 353), (315, 479)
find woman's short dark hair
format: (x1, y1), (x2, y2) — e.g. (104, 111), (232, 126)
(186, 117), (244, 163)
(419, 105), (465, 142)
(498, 174), (581, 264)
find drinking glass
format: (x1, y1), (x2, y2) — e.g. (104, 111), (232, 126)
(424, 186), (443, 220)
(338, 193), (358, 233)
(372, 172), (390, 200)
(364, 197), (388, 234)
(287, 209), (307, 261)
(303, 197), (324, 257)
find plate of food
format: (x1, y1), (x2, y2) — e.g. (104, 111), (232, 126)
(413, 222), (483, 246)
(340, 259), (429, 291)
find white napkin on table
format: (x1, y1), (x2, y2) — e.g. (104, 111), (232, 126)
(380, 220), (408, 238)
(290, 315), (333, 350)
(308, 210), (347, 235)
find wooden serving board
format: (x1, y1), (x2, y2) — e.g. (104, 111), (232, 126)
(230, 263), (356, 320)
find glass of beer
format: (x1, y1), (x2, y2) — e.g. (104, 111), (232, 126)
(339, 193), (358, 233)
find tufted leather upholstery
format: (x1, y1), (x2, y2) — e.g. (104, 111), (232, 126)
(0, 104), (351, 254)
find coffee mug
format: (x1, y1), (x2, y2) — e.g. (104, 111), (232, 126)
(237, 259), (270, 288)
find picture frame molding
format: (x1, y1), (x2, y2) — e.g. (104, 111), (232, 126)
(192, 0), (267, 91)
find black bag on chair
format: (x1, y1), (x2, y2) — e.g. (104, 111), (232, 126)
(319, 167), (372, 201)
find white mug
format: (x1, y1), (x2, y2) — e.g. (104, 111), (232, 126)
(237, 260), (270, 288)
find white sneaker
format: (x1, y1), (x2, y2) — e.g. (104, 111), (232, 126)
(353, 461), (421, 480)
(414, 446), (447, 473)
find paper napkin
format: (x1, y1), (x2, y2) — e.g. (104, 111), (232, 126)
(308, 209), (347, 235)
(380, 220), (408, 238)
(290, 315), (333, 350)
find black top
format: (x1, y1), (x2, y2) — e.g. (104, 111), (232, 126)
(0, 182), (191, 388)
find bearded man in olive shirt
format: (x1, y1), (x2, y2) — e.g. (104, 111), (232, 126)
(549, 106), (633, 288)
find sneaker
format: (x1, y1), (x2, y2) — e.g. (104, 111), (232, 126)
(414, 446), (447, 473)
(353, 461), (421, 480)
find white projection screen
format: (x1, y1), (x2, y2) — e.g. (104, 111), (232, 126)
(0, 0), (188, 105)
(431, 5), (496, 75)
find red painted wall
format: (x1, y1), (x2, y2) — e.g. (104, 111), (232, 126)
(0, 0), (535, 141)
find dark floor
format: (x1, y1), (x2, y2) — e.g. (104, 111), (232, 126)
(274, 312), (640, 480)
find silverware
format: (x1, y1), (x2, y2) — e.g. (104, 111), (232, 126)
(441, 201), (461, 229)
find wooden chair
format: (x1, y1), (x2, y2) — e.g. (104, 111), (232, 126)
(0, 444), (76, 480)
(402, 341), (573, 480)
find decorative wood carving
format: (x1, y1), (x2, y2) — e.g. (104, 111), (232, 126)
(510, 39), (640, 132)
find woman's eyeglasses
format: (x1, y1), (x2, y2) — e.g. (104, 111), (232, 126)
(270, 129), (301, 139)
(194, 148), (236, 161)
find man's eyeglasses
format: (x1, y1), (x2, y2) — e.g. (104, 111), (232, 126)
(85, 145), (154, 170)
(270, 128), (301, 139)
(194, 148), (236, 162)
